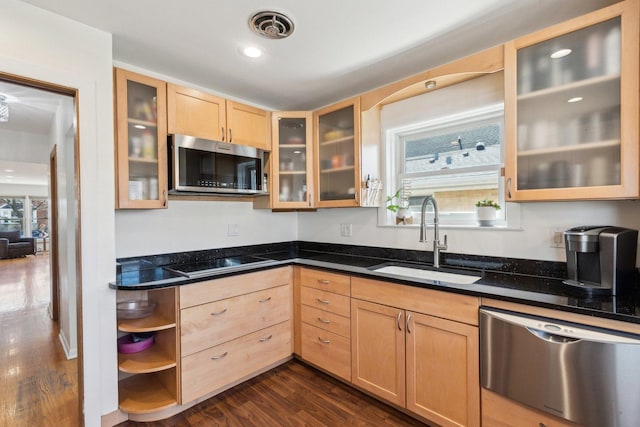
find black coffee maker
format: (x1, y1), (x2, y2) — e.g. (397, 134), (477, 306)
(563, 226), (638, 295)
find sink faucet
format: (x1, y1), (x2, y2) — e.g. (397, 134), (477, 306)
(419, 195), (448, 269)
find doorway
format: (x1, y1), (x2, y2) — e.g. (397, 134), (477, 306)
(0, 76), (81, 425)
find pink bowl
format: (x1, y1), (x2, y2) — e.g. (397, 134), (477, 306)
(118, 333), (154, 354)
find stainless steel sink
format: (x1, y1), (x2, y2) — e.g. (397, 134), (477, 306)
(371, 265), (481, 285)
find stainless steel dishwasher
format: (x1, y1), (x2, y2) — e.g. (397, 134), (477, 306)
(480, 307), (640, 427)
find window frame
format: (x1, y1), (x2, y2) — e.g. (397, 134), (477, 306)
(380, 103), (507, 227)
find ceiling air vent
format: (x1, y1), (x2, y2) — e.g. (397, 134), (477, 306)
(249, 11), (295, 39)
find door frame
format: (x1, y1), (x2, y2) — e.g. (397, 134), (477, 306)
(0, 72), (84, 426)
(49, 145), (59, 322)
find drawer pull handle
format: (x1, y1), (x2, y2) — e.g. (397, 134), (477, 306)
(258, 297), (272, 303)
(211, 351), (228, 360)
(259, 335), (273, 342)
(317, 279), (330, 285)
(318, 317), (331, 324)
(318, 337), (331, 344)
(317, 298), (330, 305)
(210, 308), (228, 316)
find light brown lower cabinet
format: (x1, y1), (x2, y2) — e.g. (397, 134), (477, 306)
(298, 267), (352, 381)
(482, 389), (580, 427)
(181, 320), (291, 403)
(351, 277), (480, 427)
(179, 267), (293, 404)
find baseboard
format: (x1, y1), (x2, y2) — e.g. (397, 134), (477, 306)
(58, 331), (77, 359)
(101, 409), (128, 427)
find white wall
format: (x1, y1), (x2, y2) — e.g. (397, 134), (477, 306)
(50, 96), (78, 359)
(298, 199), (640, 263)
(0, 1), (116, 426)
(0, 128), (50, 163)
(115, 200), (297, 257)
(0, 183), (47, 197)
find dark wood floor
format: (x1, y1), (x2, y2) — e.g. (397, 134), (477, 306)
(117, 360), (427, 426)
(0, 255), (78, 426)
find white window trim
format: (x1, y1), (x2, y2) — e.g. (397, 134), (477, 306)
(378, 103), (522, 229)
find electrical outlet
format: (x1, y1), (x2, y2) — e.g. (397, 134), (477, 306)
(340, 223), (353, 237)
(550, 228), (565, 248)
(228, 224), (240, 237)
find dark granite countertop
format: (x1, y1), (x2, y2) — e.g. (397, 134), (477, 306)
(111, 242), (640, 325)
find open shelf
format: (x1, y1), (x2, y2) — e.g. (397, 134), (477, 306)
(119, 373), (177, 414)
(119, 346), (177, 374)
(118, 314), (176, 333)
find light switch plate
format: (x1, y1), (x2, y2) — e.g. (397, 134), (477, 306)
(550, 227), (565, 248)
(340, 223), (353, 237)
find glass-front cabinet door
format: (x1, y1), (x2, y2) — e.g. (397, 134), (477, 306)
(504, 0), (638, 201)
(271, 112), (314, 208)
(114, 68), (168, 209)
(314, 98), (361, 207)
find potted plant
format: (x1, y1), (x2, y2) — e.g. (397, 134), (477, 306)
(475, 199), (501, 226)
(387, 187), (412, 225)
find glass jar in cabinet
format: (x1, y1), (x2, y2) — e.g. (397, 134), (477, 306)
(314, 98), (361, 207)
(271, 112), (314, 208)
(504, 0), (639, 201)
(114, 68), (168, 209)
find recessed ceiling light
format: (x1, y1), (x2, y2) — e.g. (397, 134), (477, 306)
(4, 169), (13, 172)
(568, 97), (583, 103)
(425, 80), (437, 89)
(550, 48), (572, 59)
(242, 46), (263, 58)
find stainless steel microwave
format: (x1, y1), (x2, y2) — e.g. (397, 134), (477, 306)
(168, 134), (267, 195)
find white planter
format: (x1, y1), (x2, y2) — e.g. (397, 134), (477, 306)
(476, 206), (498, 226)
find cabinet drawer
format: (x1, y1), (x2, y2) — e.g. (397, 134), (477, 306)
(482, 389), (578, 427)
(299, 268), (351, 296)
(181, 321), (291, 403)
(181, 284), (290, 356)
(351, 277), (479, 325)
(179, 267), (291, 309)
(301, 305), (350, 338)
(300, 286), (350, 317)
(300, 323), (351, 382)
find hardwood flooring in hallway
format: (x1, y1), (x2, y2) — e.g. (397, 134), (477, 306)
(0, 255), (78, 427)
(117, 360), (426, 427)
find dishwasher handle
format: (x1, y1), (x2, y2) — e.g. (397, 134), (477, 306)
(526, 327), (580, 344)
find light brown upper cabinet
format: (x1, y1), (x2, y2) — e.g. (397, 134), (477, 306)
(114, 68), (168, 209)
(504, 0), (639, 201)
(314, 98), (361, 208)
(167, 83), (271, 151)
(271, 112), (314, 208)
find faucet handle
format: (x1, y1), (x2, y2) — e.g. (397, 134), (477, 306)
(443, 234), (448, 250)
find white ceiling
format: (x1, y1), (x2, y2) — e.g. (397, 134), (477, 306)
(20, 0), (616, 110)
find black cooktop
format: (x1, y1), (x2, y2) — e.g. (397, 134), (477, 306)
(164, 255), (273, 278)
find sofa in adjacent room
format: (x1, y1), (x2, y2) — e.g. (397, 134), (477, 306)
(0, 231), (37, 259)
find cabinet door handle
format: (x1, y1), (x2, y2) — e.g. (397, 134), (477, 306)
(211, 351), (228, 360)
(507, 177), (512, 199)
(221, 127), (225, 142)
(162, 190), (167, 207)
(308, 191), (312, 207)
(258, 297), (272, 303)
(406, 314), (412, 334)
(210, 308), (228, 316)
(318, 317), (331, 324)
(317, 279), (330, 285)
(318, 337), (331, 344)
(229, 128), (233, 143)
(397, 312), (403, 331)
(259, 335), (273, 342)
(316, 298), (330, 305)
